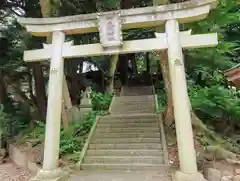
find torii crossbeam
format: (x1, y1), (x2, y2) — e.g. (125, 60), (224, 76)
(18, 1), (218, 181)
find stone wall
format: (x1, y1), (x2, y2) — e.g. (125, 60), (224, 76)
(8, 144), (40, 174)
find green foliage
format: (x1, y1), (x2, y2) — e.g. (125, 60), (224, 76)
(16, 111), (97, 162)
(91, 91), (112, 111)
(59, 112), (96, 162)
(155, 88), (167, 112)
(0, 105), (11, 137)
(190, 86), (240, 124)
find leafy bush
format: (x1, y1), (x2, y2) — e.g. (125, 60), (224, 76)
(189, 85), (240, 125)
(155, 89), (167, 112)
(91, 91), (112, 111)
(59, 112), (96, 156)
(0, 105), (12, 143)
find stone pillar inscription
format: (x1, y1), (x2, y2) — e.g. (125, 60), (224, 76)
(165, 19), (198, 174)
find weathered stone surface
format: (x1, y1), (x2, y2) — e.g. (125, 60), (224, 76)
(31, 168), (69, 181)
(86, 149), (164, 157)
(81, 163), (168, 171)
(18, 0), (217, 37)
(71, 170), (172, 181)
(222, 170), (234, 177)
(91, 137), (161, 144)
(88, 143), (162, 150)
(221, 176), (233, 181)
(233, 175), (240, 181)
(110, 95), (156, 114)
(83, 156), (164, 164)
(8, 144), (41, 173)
(174, 171), (207, 181)
(97, 122), (158, 128)
(93, 132), (160, 138)
(120, 86), (154, 96)
(235, 169), (240, 175)
(79, 87), (167, 171)
(96, 127), (159, 133)
(203, 168), (222, 181)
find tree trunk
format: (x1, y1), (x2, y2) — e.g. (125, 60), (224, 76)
(4, 76), (37, 117)
(119, 55), (128, 85)
(27, 68), (37, 106)
(146, 52), (151, 73)
(39, 0), (71, 129)
(106, 55), (119, 95)
(32, 63), (47, 121)
(153, 0), (174, 126)
(121, 0), (134, 9)
(159, 50), (174, 126)
(130, 54), (137, 74)
(154, 0), (204, 128)
(0, 71), (9, 105)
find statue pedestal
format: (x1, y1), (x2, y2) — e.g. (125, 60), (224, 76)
(79, 98), (92, 119)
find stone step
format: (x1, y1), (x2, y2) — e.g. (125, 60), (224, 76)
(112, 101), (154, 106)
(97, 122), (158, 128)
(114, 96), (154, 102)
(121, 86), (154, 96)
(111, 107), (155, 113)
(85, 149), (164, 157)
(83, 156), (164, 164)
(93, 132), (161, 138)
(121, 90), (153, 94)
(111, 102), (154, 107)
(95, 127), (160, 133)
(88, 143), (162, 149)
(121, 92), (153, 96)
(80, 163), (167, 171)
(71, 170), (172, 181)
(111, 110), (155, 115)
(98, 120), (158, 125)
(99, 114), (159, 123)
(98, 119), (158, 124)
(91, 138), (161, 144)
(111, 105), (155, 111)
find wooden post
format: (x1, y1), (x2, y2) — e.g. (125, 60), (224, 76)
(42, 31), (65, 170)
(165, 19), (198, 174)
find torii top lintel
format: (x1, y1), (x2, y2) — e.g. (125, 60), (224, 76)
(18, 0), (217, 37)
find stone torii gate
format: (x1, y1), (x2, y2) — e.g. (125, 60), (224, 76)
(18, 0), (218, 181)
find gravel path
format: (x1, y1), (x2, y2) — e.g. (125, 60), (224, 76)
(0, 162), (33, 181)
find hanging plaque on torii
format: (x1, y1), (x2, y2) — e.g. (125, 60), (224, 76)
(98, 11), (123, 52)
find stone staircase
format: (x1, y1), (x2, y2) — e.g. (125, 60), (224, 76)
(79, 86), (168, 172)
(120, 86), (154, 96)
(110, 96), (156, 114)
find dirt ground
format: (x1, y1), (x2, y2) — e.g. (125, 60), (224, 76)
(0, 160), (33, 181)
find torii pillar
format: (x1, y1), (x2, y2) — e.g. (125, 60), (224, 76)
(35, 31), (69, 181)
(166, 19), (205, 181)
